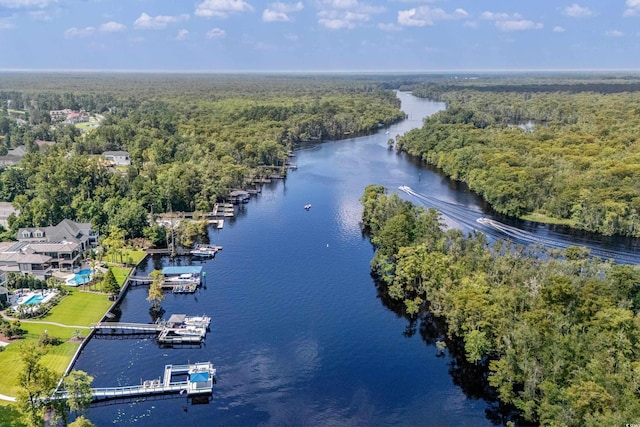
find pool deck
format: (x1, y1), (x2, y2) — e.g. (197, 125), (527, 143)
(9, 289), (58, 309)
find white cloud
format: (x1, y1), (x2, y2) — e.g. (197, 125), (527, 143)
(553, 26), (566, 32)
(605, 29), (623, 37)
(64, 21), (126, 38)
(64, 26), (97, 38)
(562, 3), (594, 18)
(624, 0), (640, 16)
(134, 13), (189, 30)
(206, 27), (226, 38)
(0, 0), (56, 8)
(397, 6), (467, 27)
(495, 20), (543, 32)
(263, 1), (303, 22)
(99, 21), (126, 33)
(195, 0), (254, 18)
(480, 11), (543, 32)
(317, 0), (384, 29)
(480, 11), (521, 21)
(175, 29), (189, 40)
(284, 32), (299, 41)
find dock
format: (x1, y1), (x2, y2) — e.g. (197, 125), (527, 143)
(56, 362), (216, 401)
(92, 314), (211, 345)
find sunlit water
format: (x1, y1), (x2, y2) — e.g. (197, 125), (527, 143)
(73, 92), (640, 426)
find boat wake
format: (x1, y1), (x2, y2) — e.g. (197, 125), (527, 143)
(398, 186), (640, 264)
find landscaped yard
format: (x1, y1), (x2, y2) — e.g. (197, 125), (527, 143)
(0, 288), (111, 397)
(42, 288), (112, 326)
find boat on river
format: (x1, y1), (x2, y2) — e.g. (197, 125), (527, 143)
(191, 244), (218, 257)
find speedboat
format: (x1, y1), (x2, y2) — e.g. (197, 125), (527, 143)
(191, 244), (218, 257)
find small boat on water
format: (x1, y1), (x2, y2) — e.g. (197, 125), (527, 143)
(304, 204), (311, 210)
(184, 314), (211, 330)
(191, 244), (218, 257)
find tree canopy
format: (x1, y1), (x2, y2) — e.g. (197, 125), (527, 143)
(361, 184), (640, 426)
(399, 79), (640, 237)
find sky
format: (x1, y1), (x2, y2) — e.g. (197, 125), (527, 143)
(0, 0), (639, 72)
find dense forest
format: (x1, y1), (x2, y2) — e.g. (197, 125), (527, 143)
(361, 184), (640, 426)
(0, 73), (409, 241)
(399, 78), (640, 237)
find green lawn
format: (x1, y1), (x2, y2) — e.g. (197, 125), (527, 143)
(104, 249), (146, 267)
(0, 287), (111, 398)
(41, 288), (112, 326)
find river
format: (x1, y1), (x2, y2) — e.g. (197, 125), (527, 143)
(73, 92), (640, 426)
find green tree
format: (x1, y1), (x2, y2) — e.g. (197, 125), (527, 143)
(146, 269), (164, 309)
(68, 416), (96, 427)
(101, 268), (119, 297)
(63, 370), (94, 416)
(16, 342), (57, 427)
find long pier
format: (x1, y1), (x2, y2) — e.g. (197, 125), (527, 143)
(56, 362), (216, 401)
(92, 322), (164, 334)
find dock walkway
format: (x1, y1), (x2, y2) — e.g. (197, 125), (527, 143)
(55, 362), (216, 401)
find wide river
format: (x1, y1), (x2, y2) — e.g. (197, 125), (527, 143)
(74, 92), (640, 426)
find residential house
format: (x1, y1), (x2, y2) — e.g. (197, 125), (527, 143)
(35, 140), (56, 149)
(102, 151), (131, 166)
(8, 219), (100, 274)
(0, 145), (27, 168)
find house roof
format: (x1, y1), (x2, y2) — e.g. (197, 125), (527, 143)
(103, 151), (130, 157)
(8, 146), (27, 157)
(35, 140), (55, 147)
(17, 219), (93, 244)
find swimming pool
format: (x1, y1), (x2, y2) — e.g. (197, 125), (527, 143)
(67, 269), (93, 286)
(23, 294), (44, 305)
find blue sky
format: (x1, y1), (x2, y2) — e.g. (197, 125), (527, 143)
(0, 0), (639, 72)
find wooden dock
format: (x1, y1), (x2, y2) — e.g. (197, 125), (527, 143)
(56, 362), (216, 401)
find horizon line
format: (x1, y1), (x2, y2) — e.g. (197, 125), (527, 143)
(1, 68), (640, 75)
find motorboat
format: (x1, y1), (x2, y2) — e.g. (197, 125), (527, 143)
(191, 244), (218, 257)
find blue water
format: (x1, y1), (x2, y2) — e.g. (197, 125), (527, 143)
(68, 269), (93, 285)
(72, 92), (640, 426)
(24, 294), (43, 305)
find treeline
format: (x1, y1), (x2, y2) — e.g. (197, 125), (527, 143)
(0, 74), (406, 240)
(398, 84), (640, 237)
(361, 184), (640, 426)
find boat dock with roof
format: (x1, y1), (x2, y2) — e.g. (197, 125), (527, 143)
(55, 362), (216, 401)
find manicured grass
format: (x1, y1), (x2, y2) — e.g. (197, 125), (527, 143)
(108, 266), (131, 287)
(104, 249), (146, 266)
(41, 289), (111, 327)
(0, 287), (110, 398)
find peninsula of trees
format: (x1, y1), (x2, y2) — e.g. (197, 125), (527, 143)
(361, 184), (640, 426)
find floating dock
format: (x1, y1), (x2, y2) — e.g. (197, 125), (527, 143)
(56, 362), (216, 401)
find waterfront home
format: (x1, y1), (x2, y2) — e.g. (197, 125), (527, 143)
(18, 218), (98, 252)
(102, 151), (131, 166)
(0, 219), (100, 277)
